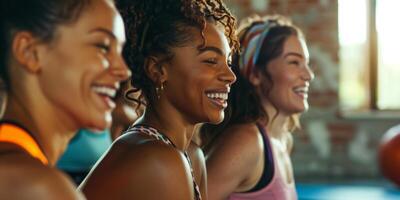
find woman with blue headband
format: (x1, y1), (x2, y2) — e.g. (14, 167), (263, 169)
(200, 15), (315, 200)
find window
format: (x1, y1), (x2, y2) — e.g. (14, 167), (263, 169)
(339, 0), (400, 111)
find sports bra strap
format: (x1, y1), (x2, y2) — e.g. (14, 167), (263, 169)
(0, 123), (48, 165)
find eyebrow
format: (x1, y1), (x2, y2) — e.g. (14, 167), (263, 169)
(88, 28), (117, 40)
(198, 46), (226, 56)
(284, 52), (304, 59)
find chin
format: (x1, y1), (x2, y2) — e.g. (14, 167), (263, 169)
(301, 102), (310, 112)
(291, 105), (306, 112)
(289, 100), (309, 113)
(86, 113), (113, 132)
(206, 112), (225, 125)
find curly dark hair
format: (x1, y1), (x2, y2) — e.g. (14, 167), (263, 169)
(116, 0), (239, 109)
(201, 15), (304, 149)
(0, 0), (91, 91)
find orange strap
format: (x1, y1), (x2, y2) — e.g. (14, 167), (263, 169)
(0, 123), (48, 165)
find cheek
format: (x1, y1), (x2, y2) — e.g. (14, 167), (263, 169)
(263, 73), (293, 105)
(271, 71), (297, 94)
(40, 56), (79, 96)
(49, 67), (88, 109)
(170, 69), (213, 117)
(41, 50), (103, 111)
(173, 66), (206, 96)
(183, 75), (207, 108)
(165, 71), (195, 112)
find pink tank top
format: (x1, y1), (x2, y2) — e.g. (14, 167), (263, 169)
(227, 125), (297, 200)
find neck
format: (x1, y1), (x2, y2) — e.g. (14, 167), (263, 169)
(261, 102), (290, 139)
(135, 101), (195, 151)
(110, 124), (125, 141)
(3, 91), (76, 166)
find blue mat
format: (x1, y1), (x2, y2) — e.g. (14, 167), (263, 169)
(297, 183), (400, 200)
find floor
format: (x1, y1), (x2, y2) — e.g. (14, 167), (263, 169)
(297, 182), (400, 200)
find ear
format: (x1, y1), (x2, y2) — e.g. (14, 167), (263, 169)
(249, 69), (262, 86)
(12, 31), (42, 73)
(144, 56), (168, 85)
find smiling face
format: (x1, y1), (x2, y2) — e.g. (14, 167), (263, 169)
(261, 35), (314, 115)
(163, 22), (236, 124)
(37, 0), (130, 130)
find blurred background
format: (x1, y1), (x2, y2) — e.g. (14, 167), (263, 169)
(2, 0), (399, 199)
(224, 0), (400, 199)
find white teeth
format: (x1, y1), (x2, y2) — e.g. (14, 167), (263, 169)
(294, 87), (308, 93)
(92, 86), (116, 98)
(206, 92), (228, 100)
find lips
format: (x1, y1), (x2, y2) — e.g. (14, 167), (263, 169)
(293, 86), (309, 99)
(91, 85), (118, 109)
(205, 87), (230, 109)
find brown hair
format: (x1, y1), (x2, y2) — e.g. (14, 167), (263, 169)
(201, 15), (303, 148)
(116, 0), (239, 108)
(0, 0), (91, 91)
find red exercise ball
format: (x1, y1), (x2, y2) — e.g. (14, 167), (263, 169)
(378, 125), (400, 187)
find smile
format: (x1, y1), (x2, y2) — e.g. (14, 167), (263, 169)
(205, 92), (228, 108)
(92, 85), (117, 109)
(293, 86), (309, 99)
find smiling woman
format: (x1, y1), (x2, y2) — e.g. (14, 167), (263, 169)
(79, 0), (238, 199)
(0, 0), (130, 199)
(200, 15), (314, 200)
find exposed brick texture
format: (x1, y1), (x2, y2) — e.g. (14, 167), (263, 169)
(227, 0), (400, 183)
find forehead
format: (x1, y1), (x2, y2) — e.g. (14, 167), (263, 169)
(282, 35), (309, 59)
(200, 22), (231, 55)
(62, 0), (125, 42)
(169, 22), (231, 59)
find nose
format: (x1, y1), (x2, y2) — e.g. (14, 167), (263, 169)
(219, 63), (237, 85)
(302, 64), (315, 82)
(110, 54), (131, 81)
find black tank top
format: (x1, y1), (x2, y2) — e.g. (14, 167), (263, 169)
(246, 123), (274, 192)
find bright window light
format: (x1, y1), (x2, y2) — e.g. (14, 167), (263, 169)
(377, 0), (400, 109)
(338, 0), (369, 110)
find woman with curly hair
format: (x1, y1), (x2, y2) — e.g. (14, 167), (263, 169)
(200, 15), (314, 200)
(79, 0), (238, 199)
(0, 0), (129, 199)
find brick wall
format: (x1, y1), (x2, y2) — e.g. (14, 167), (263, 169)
(226, 0), (400, 182)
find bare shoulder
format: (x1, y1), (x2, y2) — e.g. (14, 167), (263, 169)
(81, 133), (193, 200)
(205, 123), (265, 198)
(105, 131), (187, 168)
(0, 154), (83, 200)
(208, 123), (264, 157)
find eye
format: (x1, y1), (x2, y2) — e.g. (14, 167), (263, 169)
(95, 43), (111, 54)
(203, 58), (218, 65)
(288, 60), (300, 66)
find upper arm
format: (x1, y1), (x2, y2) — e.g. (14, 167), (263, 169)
(81, 140), (194, 200)
(188, 142), (207, 199)
(205, 124), (263, 200)
(33, 170), (85, 200)
(0, 165), (83, 200)
(126, 150), (193, 200)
